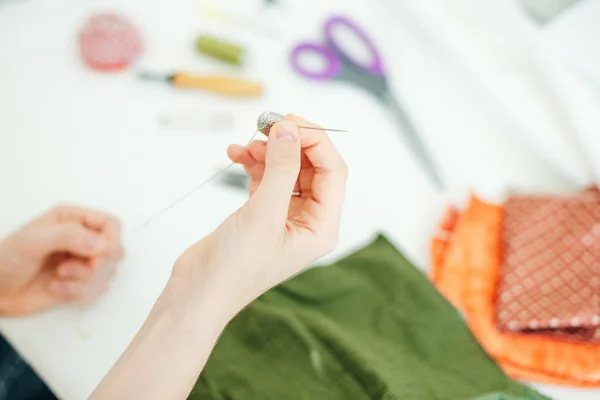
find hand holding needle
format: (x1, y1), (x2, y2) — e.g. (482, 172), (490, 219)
(131, 111), (347, 233)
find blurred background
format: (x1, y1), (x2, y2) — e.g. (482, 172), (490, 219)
(1, 0), (600, 399)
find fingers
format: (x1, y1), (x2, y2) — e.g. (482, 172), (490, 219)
(227, 144), (254, 166)
(247, 140), (267, 162)
(50, 204), (115, 230)
(43, 222), (109, 258)
(250, 120), (301, 220)
(41, 204), (124, 261)
(40, 208), (122, 303)
(82, 258), (117, 302)
(0, 205), (123, 312)
(227, 143), (266, 192)
(228, 140), (265, 165)
(227, 141), (267, 165)
(50, 257), (117, 303)
(56, 258), (94, 280)
(100, 216), (124, 265)
(285, 114), (346, 172)
(285, 114), (347, 210)
(49, 280), (85, 301)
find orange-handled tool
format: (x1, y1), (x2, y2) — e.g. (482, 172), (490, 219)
(138, 71), (263, 97)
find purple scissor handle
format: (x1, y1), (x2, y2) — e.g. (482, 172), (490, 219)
(290, 16), (445, 189)
(290, 15), (385, 81)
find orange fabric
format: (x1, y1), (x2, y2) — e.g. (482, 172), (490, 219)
(431, 195), (600, 387)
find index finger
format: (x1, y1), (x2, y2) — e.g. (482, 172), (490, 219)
(284, 114), (348, 208)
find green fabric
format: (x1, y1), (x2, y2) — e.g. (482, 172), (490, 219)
(189, 235), (550, 400)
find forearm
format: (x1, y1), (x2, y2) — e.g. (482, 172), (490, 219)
(90, 277), (231, 400)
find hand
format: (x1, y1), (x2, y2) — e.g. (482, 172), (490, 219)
(90, 116), (345, 400)
(0, 205), (123, 316)
(173, 114), (347, 319)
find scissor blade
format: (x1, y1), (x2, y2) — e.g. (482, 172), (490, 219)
(383, 92), (445, 190)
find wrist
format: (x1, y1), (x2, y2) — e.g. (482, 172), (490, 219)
(171, 234), (248, 321)
(160, 271), (236, 330)
(91, 270), (231, 400)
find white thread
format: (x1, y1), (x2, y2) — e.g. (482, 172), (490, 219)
(131, 129), (261, 234)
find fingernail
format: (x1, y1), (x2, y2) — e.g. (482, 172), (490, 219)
(275, 121), (298, 142)
(87, 235), (107, 250)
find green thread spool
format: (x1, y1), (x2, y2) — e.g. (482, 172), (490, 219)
(195, 35), (245, 66)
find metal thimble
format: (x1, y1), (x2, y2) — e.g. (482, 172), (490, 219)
(256, 111), (285, 136)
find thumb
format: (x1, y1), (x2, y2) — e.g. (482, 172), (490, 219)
(34, 222), (108, 258)
(251, 120), (301, 220)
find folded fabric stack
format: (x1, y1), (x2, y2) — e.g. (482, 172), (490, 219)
(191, 235), (548, 400)
(431, 188), (600, 387)
(497, 187), (600, 342)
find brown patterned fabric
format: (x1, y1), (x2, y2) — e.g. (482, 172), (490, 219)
(496, 187), (600, 341)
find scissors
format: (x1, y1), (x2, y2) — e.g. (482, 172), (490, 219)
(290, 15), (445, 189)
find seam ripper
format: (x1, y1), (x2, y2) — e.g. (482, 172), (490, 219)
(138, 70), (263, 97)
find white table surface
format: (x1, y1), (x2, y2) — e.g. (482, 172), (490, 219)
(0, 0), (597, 399)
